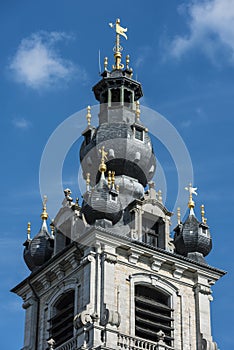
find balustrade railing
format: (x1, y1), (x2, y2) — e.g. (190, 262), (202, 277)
(54, 336), (77, 350)
(117, 333), (174, 350)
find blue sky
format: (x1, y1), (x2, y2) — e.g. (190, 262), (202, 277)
(1, 1), (234, 349)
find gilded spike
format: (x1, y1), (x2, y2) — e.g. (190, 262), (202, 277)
(136, 101), (140, 122)
(108, 171), (112, 188)
(126, 55), (130, 70)
(86, 105), (91, 126)
(27, 222), (31, 240)
(99, 146), (108, 173)
(185, 183), (197, 211)
(41, 195), (48, 221)
(177, 207), (181, 225)
(104, 57), (108, 71)
(201, 204), (205, 223)
(111, 171), (115, 188)
(158, 190), (162, 203)
(86, 173), (91, 191)
(109, 18), (127, 70)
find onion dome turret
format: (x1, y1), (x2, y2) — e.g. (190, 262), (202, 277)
(82, 146), (122, 226)
(23, 196), (54, 271)
(173, 184), (212, 264)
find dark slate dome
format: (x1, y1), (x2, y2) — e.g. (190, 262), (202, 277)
(23, 200), (54, 272)
(80, 121), (156, 187)
(82, 173), (122, 226)
(23, 220), (54, 271)
(174, 213), (212, 263)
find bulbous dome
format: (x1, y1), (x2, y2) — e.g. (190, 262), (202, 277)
(173, 213), (212, 263)
(80, 121), (156, 187)
(23, 220), (54, 272)
(82, 176), (122, 226)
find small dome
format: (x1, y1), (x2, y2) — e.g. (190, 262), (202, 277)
(23, 198), (54, 271)
(82, 177), (122, 226)
(174, 213), (212, 263)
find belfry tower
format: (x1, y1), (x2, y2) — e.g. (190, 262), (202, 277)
(12, 19), (225, 350)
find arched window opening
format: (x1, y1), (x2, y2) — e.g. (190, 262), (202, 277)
(135, 285), (173, 346)
(49, 290), (75, 347)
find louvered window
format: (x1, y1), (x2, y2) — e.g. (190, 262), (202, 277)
(49, 290), (75, 347)
(135, 285), (173, 346)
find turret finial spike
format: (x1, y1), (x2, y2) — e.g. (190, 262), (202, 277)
(86, 105), (91, 126)
(27, 222), (31, 240)
(108, 171), (112, 188)
(99, 146), (108, 174)
(201, 204), (205, 224)
(136, 100), (140, 122)
(104, 57), (108, 71)
(111, 171), (115, 189)
(126, 55), (130, 70)
(41, 195), (48, 221)
(177, 207), (181, 225)
(185, 183), (197, 214)
(86, 173), (91, 192)
(158, 190), (162, 203)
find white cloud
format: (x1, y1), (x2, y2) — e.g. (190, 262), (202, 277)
(9, 31), (81, 89)
(12, 117), (31, 130)
(170, 0), (234, 64)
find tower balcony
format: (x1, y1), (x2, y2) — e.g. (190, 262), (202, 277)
(53, 332), (174, 350)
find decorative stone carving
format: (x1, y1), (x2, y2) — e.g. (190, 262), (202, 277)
(173, 263), (187, 279)
(102, 252), (117, 264)
(127, 248), (141, 264)
(74, 311), (92, 329)
(101, 308), (121, 327)
(150, 256), (165, 272)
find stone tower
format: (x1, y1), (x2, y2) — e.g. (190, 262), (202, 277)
(12, 19), (225, 350)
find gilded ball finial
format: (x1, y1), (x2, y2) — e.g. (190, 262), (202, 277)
(41, 195), (48, 221)
(185, 183), (198, 212)
(104, 57), (108, 71)
(86, 105), (91, 126)
(99, 146), (108, 173)
(136, 100), (140, 122)
(86, 173), (91, 191)
(27, 222), (31, 240)
(201, 204), (205, 223)
(126, 55), (130, 70)
(111, 171), (115, 189)
(177, 207), (181, 225)
(108, 170), (112, 188)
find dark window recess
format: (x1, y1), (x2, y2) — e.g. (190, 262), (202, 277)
(124, 89), (132, 107)
(142, 219), (159, 247)
(111, 88), (120, 104)
(110, 193), (117, 201)
(101, 90), (108, 104)
(49, 290), (75, 347)
(85, 130), (91, 145)
(135, 127), (144, 141)
(135, 285), (173, 346)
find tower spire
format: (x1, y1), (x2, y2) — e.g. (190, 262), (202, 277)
(109, 18), (128, 70)
(41, 195), (48, 221)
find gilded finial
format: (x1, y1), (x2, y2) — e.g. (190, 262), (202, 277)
(109, 18), (128, 70)
(177, 207), (181, 225)
(111, 171), (115, 189)
(104, 57), (108, 71)
(27, 222), (31, 240)
(99, 146), (108, 173)
(200, 204), (206, 224)
(86, 105), (91, 126)
(41, 195), (48, 221)
(116, 184), (119, 193)
(136, 100), (140, 122)
(75, 198), (80, 211)
(86, 173), (90, 191)
(50, 220), (55, 238)
(158, 190), (162, 203)
(185, 183), (197, 212)
(126, 55), (130, 70)
(108, 170), (112, 188)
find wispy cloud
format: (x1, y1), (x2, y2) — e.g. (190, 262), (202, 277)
(12, 117), (31, 130)
(168, 0), (234, 64)
(9, 31), (86, 89)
